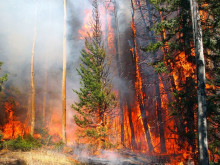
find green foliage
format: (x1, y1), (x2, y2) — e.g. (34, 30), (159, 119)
(102, 141), (116, 149)
(84, 126), (107, 140)
(150, 0), (180, 12)
(145, 0), (219, 162)
(54, 141), (65, 151)
(78, 125), (116, 152)
(37, 127), (52, 145)
(72, 1), (116, 131)
(0, 131), (3, 150)
(73, 40), (116, 122)
(142, 41), (163, 52)
(3, 135), (41, 151)
(85, 128), (99, 138)
(150, 61), (169, 73)
(153, 19), (178, 34)
(146, 0), (199, 160)
(0, 132), (3, 142)
(0, 62), (8, 92)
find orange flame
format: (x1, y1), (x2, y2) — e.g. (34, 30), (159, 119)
(78, 9), (92, 39)
(3, 101), (24, 139)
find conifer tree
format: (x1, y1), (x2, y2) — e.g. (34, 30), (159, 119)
(142, 0), (219, 163)
(72, 0), (116, 147)
(0, 62), (8, 92)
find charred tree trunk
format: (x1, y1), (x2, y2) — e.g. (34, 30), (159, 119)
(136, 0), (167, 153)
(159, 74), (172, 102)
(62, 0), (67, 144)
(127, 99), (137, 150)
(154, 76), (167, 153)
(138, 94), (154, 152)
(112, 0), (124, 145)
(145, 0), (167, 153)
(131, 0), (155, 152)
(30, 6), (37, 136)
(181, 0), (197, 157)
(189, 0), (209, 164)
(186, 78), (196, 154)
(157, 11), (187, 145)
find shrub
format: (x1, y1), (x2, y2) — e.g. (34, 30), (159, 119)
(37, 127), (52, 145)
(0, 131), (3, 150)
(3, 134), (41, 151)
(54, 141), (65, 151)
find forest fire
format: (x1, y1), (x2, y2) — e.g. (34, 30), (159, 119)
(48, 110), (62, 141)
(0, 0), (218, 164)
(3, 101), (25, 139)
(78, 9), (93, 39)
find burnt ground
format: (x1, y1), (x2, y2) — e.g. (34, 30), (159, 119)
(74, 148), (192, 165)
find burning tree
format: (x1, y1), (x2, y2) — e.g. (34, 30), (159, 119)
(72, 0), (116, 150)
(140, 0), (219, 163)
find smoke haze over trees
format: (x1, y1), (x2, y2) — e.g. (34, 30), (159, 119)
(0, 0), (219, 164)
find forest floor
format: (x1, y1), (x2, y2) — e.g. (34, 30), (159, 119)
(0, 149), (82, 165)
(0, 147), (171, 165)
(0, 146), (188, 165)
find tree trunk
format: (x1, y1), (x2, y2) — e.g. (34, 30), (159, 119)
(62, 0), (67, 144)
(182, 1), (197, 157)
(157, 11), (187, 145)
(131, 0), (155, 152)
(127, 99), (137, 150)
(112, 0), (124, 145)
(30, 6), (37, 136)
(189, 0), (209, 164)
(138, 95), (154, 152)
(42, 60), (47, 126)
(136, 0), (167, 153)
(146, 0), (167, 153)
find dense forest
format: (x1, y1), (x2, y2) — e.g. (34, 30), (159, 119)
(0, 0), (219, 164)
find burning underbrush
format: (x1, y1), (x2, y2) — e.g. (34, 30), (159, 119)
(0, 129), (194, 165)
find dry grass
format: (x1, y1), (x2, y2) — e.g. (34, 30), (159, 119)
(0, 149), (82, 165)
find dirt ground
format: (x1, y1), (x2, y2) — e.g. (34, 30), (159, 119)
(0, 149), (81, 165)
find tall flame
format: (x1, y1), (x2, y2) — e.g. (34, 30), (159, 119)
(3, 101), (25, 139)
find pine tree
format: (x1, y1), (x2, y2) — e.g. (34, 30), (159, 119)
(72, 0), (116, 148)
(0, 62), (8, 92)
(143, 0), (219, 163)
(142, 0), (197, 159)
